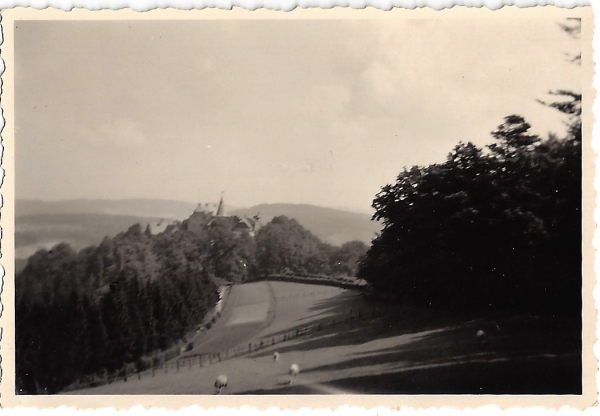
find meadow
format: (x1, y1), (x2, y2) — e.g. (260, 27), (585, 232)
(71, 281), (580, 395)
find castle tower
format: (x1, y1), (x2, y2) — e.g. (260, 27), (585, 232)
(216, 192), (225, 216)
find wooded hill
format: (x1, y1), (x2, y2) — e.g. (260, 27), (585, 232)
(16, 224), (219, 394)
(231, 204), (379, 245)
(16, 215), (368, 394)
(15, 203), (378, 273)
(359, 96), (582, 319)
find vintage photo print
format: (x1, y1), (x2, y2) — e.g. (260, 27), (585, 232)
(0, 5), (595, 410)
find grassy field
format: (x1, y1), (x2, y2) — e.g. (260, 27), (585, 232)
(179, 282), (276, 357)
(70, 281), (581, 395)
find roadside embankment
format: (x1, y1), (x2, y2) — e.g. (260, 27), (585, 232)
(252, 274), (366, 290)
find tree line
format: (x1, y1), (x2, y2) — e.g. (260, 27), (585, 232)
(358, 94), (582, 318)
(16, 224), (219, 393)
(255, 216), (369, 278)
(16, 216), (367, 393)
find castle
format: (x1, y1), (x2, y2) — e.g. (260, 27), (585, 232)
(186, 194), (260, 238)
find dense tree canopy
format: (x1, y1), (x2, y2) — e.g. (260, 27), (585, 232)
(358, 93), (581, 317)
(16, 225), (219, 394)
(16, 214), (367, 394)
(255, 216), (368, 278)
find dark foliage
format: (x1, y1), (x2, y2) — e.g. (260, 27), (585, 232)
(15, 225), (218, 394)
(255, 216), (367, 277)
(16, 214), (367, 394)
(358, 94), (581, 318)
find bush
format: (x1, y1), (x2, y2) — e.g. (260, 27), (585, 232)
(152, 356), (163, 368)
(136, 357), (153, 372)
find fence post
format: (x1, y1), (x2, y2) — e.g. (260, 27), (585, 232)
(177, 360), (180, 372)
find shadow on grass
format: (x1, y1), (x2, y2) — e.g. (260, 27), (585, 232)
(246, 312), (582, 395)
(254, 291), (450, 358)
(326, 353), (581, 394)
(295, 314), (581, 375)
(240, 353), (581, 395)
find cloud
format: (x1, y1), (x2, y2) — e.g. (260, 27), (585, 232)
(303, 83), (351, 118)
(83, 119), (148, 149)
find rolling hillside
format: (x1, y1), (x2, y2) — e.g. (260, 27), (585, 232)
(16, 198), (198, 219)
(15, 200), (381, 267)
(15, 213), (165, 263)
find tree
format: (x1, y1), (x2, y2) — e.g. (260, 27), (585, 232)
(330, 241), (369, 277)
(358, 18), (582, 317)
(255, 216), (336, 276)
(16, 221), (218, 393)
(359, 113), (580, 315)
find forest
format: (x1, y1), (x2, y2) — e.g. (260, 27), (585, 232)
(358, 19), (582, 320)
(16, 224), (219, 393)
(15, 215), (367, 394)
(358, 94), (582, 319)
(255, 216), (369, 278)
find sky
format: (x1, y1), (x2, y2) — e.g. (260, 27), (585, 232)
(15, 18), (581, 213)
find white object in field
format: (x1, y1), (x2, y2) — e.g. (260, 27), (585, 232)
(476, 329), (487, 346)
(214, 375), (228, 394)
(273, 352), (280, 362)
(289, 364), (300, 384)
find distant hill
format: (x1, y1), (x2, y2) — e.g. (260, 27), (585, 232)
(230, 204), (380, 246)
(16, 198), (198, 220)
(15, 213), (164, 262)
(14, 200), (380, 267)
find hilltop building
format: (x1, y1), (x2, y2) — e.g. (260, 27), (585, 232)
(186, 194), (260, 237)
(144, 218), (180, 236)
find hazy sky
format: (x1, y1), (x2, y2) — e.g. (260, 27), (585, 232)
(15, 18), (581, 213)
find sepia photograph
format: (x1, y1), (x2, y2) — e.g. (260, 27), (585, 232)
(2, 5), (594, 406)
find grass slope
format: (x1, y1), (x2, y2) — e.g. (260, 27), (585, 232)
(70, 281), (580, 395)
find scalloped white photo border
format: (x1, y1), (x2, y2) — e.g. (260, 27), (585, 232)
(0, 3), (596, 416)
